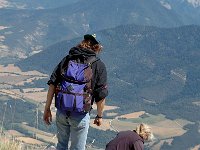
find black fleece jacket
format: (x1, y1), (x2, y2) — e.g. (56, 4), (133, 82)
(47, 47), (108, 103)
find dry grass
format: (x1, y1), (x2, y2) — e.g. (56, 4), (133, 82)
(0, 136), (48, 150)
(0, 137), (21, 150)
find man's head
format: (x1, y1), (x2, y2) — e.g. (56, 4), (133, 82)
(84, 34), (99, 45)
(135, 123), (154, 141)
(77, 34), (102, 53)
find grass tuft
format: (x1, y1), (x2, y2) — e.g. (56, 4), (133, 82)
(0, 137), (21, 150)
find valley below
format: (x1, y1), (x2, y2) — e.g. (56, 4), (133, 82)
(0, 64), (199, 150)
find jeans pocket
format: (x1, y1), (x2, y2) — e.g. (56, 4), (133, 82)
(70, 113), (90, 129)
(77, 119), (87, 129)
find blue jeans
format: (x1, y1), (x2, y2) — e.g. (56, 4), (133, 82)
(56, 110), (90, 150)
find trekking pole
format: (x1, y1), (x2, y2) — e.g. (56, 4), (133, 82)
(87, 138), (95, 148)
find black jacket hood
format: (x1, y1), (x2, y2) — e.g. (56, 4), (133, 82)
(69, 47), (96, 58)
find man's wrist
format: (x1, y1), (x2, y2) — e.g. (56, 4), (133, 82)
(96, 115), (103, 119)
(45, 107), (51, 112)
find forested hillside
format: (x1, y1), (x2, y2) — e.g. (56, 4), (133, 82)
(17, 24), (200, 121)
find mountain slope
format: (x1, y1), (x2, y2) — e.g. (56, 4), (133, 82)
(0, 0), (186, 63)
(1, 0), (200, 64)
(16, 24), (200, 121)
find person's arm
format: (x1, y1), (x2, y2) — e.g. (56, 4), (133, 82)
(43, 56), (69, 125)
(43, 84), (55, 125)
(97, 98), (105, 117)
(93, 61), (108, 126)
(94, 98), (105, 126)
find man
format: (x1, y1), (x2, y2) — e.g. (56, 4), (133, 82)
(43, 34), (108, 150)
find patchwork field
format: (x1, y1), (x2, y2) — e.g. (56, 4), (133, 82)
(0, 64), (48, 104)
(96, 110), (194, 149)
(112, 113), (192, 139)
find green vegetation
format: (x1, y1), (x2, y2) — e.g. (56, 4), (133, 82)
(119, 114), (166, 124)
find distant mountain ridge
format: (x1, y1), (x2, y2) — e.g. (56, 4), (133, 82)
(1, 0), (200, 64)
(1, 0), (200, 9)
(0, 0), (81, 9)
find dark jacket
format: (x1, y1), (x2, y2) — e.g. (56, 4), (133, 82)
(105, 130), (144, 150)
(47, 47), (108, 103)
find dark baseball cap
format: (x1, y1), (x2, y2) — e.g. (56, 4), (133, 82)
(84, 34), (99, 44)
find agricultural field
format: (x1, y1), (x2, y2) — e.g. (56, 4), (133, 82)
(0, 64), (48, 104)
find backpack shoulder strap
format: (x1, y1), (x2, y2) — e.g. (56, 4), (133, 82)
(86, 56), (100, 66)
(61, 54), (73, 70)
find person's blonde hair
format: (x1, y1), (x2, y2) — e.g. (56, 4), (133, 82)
(135, 123), (154, 141)
(77, 40), (102, 53)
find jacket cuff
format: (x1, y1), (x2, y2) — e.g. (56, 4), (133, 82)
(47, 80), (57, 86)
(94, 88), (108, 102)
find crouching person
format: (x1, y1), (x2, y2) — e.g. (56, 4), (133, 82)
(105, 123), (153, 150)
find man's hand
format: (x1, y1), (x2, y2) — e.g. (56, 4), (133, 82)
(93, 115), (103, 126)
(43, 108), (52, 125)
(43, 85), (55, 125)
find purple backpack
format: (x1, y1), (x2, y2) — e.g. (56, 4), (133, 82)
(55, 57), (98, 113)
